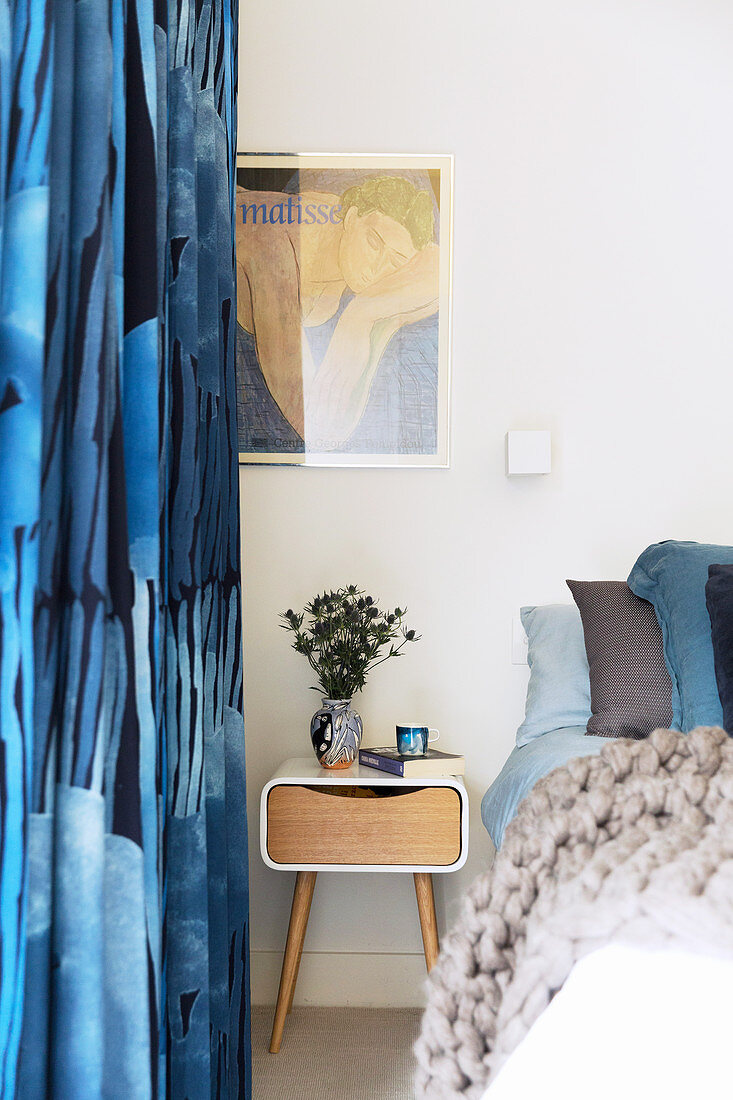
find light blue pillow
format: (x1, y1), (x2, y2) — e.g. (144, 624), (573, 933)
(627, 541), (733, 731)
(516, 604), (591, 747)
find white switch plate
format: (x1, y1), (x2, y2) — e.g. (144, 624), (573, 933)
(512, 617), (529, 664)
(506, 430), (552, 476)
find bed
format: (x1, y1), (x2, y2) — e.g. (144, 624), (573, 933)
(418, 723), (733, 1098)
(415, 542), (733, 1099)
(480, 726), (606, 849)
(483, 943), (733, 1100)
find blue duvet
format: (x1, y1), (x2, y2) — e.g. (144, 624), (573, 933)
(481, 727), (608, 849)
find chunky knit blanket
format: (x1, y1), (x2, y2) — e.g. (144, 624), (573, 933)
(415, 727), (733, 1098)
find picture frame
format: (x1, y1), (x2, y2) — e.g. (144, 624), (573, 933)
(235, 153), (453, 467)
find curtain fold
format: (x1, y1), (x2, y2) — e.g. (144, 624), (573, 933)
(0, 3), (51, 1093)
(0, 0), (250, 1096)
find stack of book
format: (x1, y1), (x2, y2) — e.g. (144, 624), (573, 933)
(358, 746), (464, 777)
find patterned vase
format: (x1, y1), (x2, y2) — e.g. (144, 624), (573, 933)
(310, 699), (363, 769)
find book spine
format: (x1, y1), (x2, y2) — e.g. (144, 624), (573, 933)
(358, 751), (404, 777)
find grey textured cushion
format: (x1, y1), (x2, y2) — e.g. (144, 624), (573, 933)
(566, 579), (673, 738)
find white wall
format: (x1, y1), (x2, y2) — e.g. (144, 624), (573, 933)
(237, 0), (733, 1006)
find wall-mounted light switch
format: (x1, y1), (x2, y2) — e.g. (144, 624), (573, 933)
(512, 617), (529, 664)
(506, 431), (552, 476)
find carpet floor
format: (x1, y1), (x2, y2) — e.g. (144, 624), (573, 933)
(252, 1006), (424, 1099)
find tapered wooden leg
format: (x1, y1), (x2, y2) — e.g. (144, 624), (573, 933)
(269, 871), (317, 1053)
(414, 872), (440, 972)
(286, 940), (304, 1015)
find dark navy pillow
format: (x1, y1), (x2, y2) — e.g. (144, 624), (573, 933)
(706, 565), (733, 734)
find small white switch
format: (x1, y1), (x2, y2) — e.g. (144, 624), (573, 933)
(506, 431), (552, 476)
(512, 617), (529, 664)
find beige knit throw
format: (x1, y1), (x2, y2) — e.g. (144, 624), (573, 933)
(415, 727), (733, 1099)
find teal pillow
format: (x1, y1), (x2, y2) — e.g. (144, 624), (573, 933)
(516, 604), (591, 747)
(627, 541), (733, 731)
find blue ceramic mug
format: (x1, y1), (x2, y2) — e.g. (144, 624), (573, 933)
(396, 724), (440, 757)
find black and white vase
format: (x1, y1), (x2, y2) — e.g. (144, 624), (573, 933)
(310, 699), (363, 769)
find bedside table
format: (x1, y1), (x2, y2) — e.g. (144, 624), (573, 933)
(260, 757), (468, 1052)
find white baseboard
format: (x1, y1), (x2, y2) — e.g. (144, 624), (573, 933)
(251, 950), (429, 1008)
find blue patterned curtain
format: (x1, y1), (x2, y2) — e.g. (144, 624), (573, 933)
(0, 1), (250, 1096)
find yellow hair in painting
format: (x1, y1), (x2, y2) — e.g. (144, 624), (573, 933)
(339, 177), (435, 250)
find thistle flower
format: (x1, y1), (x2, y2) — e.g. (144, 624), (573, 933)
(279, 586), (421, 698)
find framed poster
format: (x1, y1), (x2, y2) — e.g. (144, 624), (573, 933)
(235, 153), (452, 466)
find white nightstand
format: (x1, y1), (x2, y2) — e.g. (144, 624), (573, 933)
(260, 757), (468, 1051)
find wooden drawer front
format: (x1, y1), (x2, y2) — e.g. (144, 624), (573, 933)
(266, 784), (461, 867)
